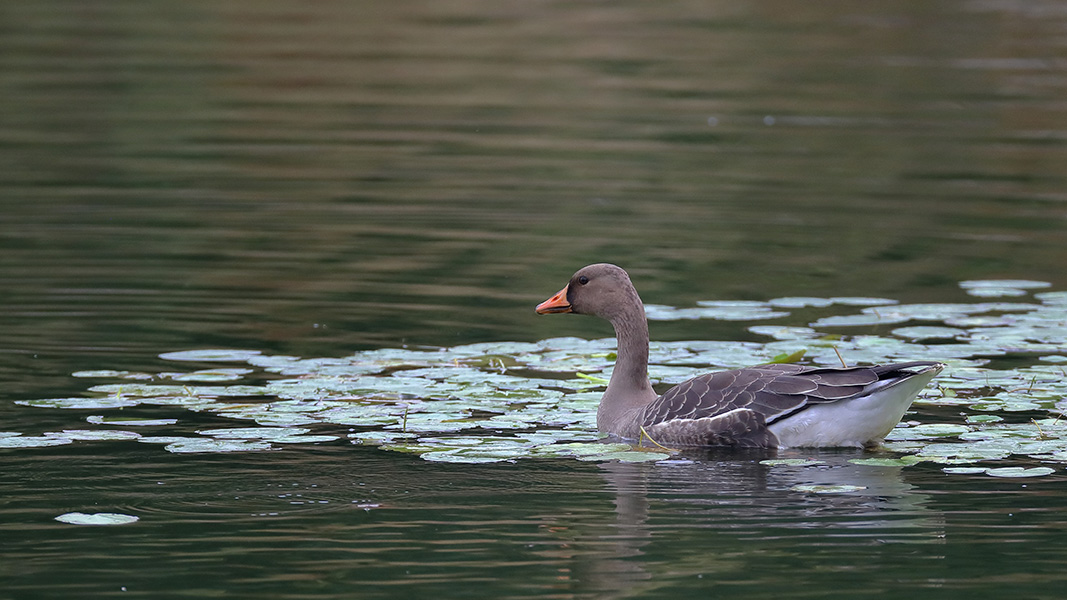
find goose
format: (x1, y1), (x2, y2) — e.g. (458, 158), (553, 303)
(535, 263), (944, 448)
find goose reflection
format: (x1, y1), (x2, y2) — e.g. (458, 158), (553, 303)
(559, 451), (945, 598)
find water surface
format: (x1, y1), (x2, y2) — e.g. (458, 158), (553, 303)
(2, 0), (1067, 597)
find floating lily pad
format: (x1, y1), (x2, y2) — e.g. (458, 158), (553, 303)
(16, 397), (141, 410)
(790, 484), (867, 494)
(961, 280), (1051, 291)
(760, 458), (827, 467)
(829, 297), (899, 306)
(159, 349), (263, 362)
(44, 430), (141, 441)
(848, 457), (925, 467)
(195, 427), (311, 440)
(86, 415), (179, 427)
(984, 466), (1056, 478)
(768, 297), (834, 308)
(892, 326), (966, 341)
(55, 512), (139, 526)
(942, 467), (989, 475)
(164, 439), (274, 453)
(72, 370), (133, 378)
(0, 436), (74, 449)
(166, 368), (253, 382)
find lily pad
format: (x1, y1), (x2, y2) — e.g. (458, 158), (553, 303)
(984, 466), (1056, 478)
(0, 436), (74, 449)
(55, 512), (140, 526)
(790, 484), (867, 494)
(760, 458), (826, 467)
(164, 439), (275, 453)
(159, 349), (263, 362)
(16, 397), (142, 410)
(86, 416), (179, 427)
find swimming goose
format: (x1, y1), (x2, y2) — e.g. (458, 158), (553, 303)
(535, 263), (944, 448)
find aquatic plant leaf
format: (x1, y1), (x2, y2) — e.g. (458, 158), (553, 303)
(760, 458), (826, 467)
(270, 435), (340, 444)
(55, 512), (139, 526)
(768, 297), (834, 308)
(790, 484), (867, 494)
(828, 297), (898, 306)
(348, 431), (418, 445)
(0, 436), (74, 448)
(86, 415), (179, 426)
(72, 370), (134, 378)
(159, 349), (263, 362)
(44, 429), (141, 441)
(575, 450), (666, 463)
(812, 314), (909, 327)
(984, 466), (1056, 478)
(749, 326), (820, 340)
(166, 368), (253, 382)
(942, 467), (989, 475)
(16, 397), (141, 410)
(848, 457), (925, 467)
(892, 326), (966, 340)
(195, 427), (311, 440)
(960, 280), (1051, 291)
(164, 439), (274, 453)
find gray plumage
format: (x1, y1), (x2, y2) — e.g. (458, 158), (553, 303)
(536, 263), (944, 449)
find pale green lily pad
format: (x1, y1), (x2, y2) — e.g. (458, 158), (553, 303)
(965, 287), (1029, 298)
(348, 431), (418, 445)
(576, 450), (667, 463)
(44, 430), (141, 441)
(159, 349), (263, 362)
(164, 439), (274, 453)
(138, 436), (200, 445)
(16, 397), (141, 410)
(886, 423), (971, 440)
(646, 303), (789, 322)
(791, 484), (867, 494)
(892, 326), (966, 340)
(760, 458), (826, 467)
(848, 456), (925, 467)
(86, 415), (179, 426)
(166, 368), (253, 382)
(985, 466), (1056, 478)
(961, 280), (1051, 291)
(196, 427), (311, 440)
(812, 313), (909, 327)
(55, 512), (139, 526)
(942, 467), (989, 475)
(965, 414), (1004, 424)
(72, 370), (133, 378)
(270, 435), (340, 444)
(748, 326), (821, 340)
(0, 436), (74, 448)
(829, 297), (898, 306)
(768, 297), (834, 308)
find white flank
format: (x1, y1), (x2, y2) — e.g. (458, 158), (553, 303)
(767, 364), (943, 448)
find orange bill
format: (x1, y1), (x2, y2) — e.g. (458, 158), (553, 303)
(535, 285), (572, 314)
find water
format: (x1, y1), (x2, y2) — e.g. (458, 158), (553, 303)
(2, 0), (1067, 597)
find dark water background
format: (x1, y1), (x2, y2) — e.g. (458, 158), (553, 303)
(2, 1), (1067, 598)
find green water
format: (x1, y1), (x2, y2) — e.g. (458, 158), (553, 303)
(3, 1), (1067, 598)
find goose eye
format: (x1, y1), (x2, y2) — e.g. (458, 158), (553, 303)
(577, 276), (589, 285)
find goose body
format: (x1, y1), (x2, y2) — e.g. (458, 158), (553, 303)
(535, 263), (943, 449)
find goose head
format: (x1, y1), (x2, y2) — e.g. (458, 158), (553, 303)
(535, 263), (642, 323)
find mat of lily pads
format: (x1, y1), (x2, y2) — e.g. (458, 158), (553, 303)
(9, 280), (1067, 477)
